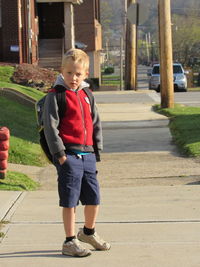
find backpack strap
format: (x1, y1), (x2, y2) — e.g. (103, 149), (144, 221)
(83, 87), (101, 161)
(83, 87), (95, 119)
(52, 85), (94, 119)
(54, 85), (67, 119)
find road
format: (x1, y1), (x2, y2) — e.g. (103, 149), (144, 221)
(137, 64), (200, 106)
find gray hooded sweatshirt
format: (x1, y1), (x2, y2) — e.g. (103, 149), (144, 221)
(43, 74), (103, 161)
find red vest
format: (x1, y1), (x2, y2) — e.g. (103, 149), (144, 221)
(59, 89), (93, 146)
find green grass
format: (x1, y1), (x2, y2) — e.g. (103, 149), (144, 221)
(0, 220), (9, 239)
(0, 96), (47, 166)
(188, 87), (200, 91)
(102, 81), (121, 86)
(155, 104), (200, 157)
(0, 232), (5, 238)
(0, 65), (15, 82)
(0, 66), (45, 191)
(0, 171), (39, 191)
(0, 65), (47, 166)
(102, 75), (120, 79)
(0, 65), (44, 101)
(101, 74), (122, 86)
(0, 81), (44, 101)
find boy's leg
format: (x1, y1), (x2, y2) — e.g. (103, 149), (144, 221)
(54, 154), (91, 257)
(63, 207), (76, 237)
(84, 205), (99, 229)
(62, 206), (91, 257)
(77, 154), (110, 250)
(62, 205), (99, 236)
(55, 154), (83, 237)
(78, 204), (111, 250)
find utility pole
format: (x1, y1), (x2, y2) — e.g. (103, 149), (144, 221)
(158, 0), (174, 108)
(125, 0), (138, 90)
(120, 37), (123, 90)
(145, 33), (150, 65)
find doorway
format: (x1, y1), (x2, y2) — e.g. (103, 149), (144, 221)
(37, 2), (64, 39)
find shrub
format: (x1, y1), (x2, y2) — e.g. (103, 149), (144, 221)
(104, 66), (114, 74)
(11, 64), (57, 92)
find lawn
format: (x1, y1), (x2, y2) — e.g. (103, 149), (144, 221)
(0, 65), (44, 101)
(0, 65), (47, 166)
(0, 171), (39, 191)
(0, 65), (48, 190)
(188, 87), (200, 91)
(0, 81), (44, 101)
(0, 96), (47, 166)
(155, 104), (200, 157)
(101, 74), (122, 86)
(0, 65), (15, 83)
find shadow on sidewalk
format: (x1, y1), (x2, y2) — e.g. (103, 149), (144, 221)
(0, 250), (73, 259)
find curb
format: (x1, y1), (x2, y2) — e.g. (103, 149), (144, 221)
(0, 87), (36, 107)
(0, 192), (25, 221)
(0, 192), (27, 243)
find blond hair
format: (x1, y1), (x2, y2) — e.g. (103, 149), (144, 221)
(61, 48), (89, 71)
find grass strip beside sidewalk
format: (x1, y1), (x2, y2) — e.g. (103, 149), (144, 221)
(0, 65), (45, 101)
(0, 95), (47, 166)
(0, 65), (46, 191)
(0, 171), (39, 191)
(155, 104), (200, 157)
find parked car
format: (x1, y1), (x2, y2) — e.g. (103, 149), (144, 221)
(147, 63), (188, 92)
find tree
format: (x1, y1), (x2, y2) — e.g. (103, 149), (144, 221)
(100, 1), (113, 47)
(137, 0), (200, 68)
(172, 14), (200, 68)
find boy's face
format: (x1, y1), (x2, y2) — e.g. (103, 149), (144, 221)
(62, 60), (88, 90)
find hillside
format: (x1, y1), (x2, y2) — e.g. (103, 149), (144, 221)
(100, 0), (200, 40)
(100, 0), (200, 68)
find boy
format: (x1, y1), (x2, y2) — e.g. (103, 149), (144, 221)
(43, 48), (110, 257)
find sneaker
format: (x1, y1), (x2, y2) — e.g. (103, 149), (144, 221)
(62, 238), (91, 257)
(77, 228), (111, 251)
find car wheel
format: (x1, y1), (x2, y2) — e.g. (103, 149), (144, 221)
(156, 86), (160, 93)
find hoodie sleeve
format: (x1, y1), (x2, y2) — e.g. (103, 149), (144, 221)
(92, 97), (103, 162)
(43, 92), (66, 159)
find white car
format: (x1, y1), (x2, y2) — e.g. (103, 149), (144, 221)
(148, 63), (188, 92)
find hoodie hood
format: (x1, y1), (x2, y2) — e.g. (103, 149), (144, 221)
(54, 74), (89, 91)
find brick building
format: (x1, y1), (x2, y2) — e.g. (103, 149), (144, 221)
(0, 0), (102, 81)
(74, 0), (102, 81)
(0, 0), (38, 64)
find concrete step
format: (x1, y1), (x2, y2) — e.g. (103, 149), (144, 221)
(38, 59), (62, 69)
(39, 51), (62, 57)
(39, 39), (62, 49)
(38, 57), (62, 63)
(38, 38), (62, 70)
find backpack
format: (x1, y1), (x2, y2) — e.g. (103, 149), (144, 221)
(35, 84), (95, 163)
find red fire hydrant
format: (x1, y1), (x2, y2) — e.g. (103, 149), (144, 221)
(0, 127), (10, 179)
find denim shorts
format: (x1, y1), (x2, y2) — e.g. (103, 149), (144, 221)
(54, 153), (100, 208)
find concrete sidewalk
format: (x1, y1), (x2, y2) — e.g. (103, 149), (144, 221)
(1, 187), (200, 266)
(1, 90), (200, 266)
